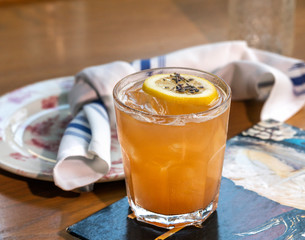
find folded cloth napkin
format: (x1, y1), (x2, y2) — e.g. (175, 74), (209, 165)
(53, 62), (134, 191)
(53, 41), (305, 191)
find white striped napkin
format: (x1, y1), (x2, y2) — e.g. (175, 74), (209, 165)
(53, 101), (111, 191)
(54, 61), (134, 191)
(53, 41), (305, 191)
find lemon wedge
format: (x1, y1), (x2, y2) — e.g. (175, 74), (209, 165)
(142, 73), (218, 106)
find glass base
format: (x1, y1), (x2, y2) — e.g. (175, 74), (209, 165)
(129, 198), (218, 229)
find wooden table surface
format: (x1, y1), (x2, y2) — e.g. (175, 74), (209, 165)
(0, 0), (305, 239)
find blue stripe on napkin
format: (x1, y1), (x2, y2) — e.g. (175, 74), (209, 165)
(291, 75), (305, 86)
(293, 87), (305, 96)
(65, 130), (91, 143)
(140, 59), (151, 70)
(289, 62), (305, 96)
(289, 62), (305, 70)
(67, 123), (92, 135)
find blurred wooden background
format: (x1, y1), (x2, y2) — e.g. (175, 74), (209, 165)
(1, 0), (304, 95)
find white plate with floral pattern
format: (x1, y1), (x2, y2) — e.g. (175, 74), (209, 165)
(0, 77), (124, 183)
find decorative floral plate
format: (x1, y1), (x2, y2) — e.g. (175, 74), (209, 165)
(0, 77), (124, 183)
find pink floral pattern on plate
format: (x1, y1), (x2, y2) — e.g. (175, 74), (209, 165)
(10, 152), (37, 162)
(41, 96), (59, 109)
(25, 114), (72, 154)
(7, 89), (33, 104)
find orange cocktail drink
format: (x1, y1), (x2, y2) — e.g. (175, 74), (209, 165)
(113, 67), (231, 229)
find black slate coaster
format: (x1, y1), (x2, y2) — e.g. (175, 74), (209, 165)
(67, 177), (305, 240)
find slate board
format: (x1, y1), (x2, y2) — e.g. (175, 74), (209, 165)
(67, 177), (305, 240)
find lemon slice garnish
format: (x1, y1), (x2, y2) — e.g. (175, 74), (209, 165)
(142, 73), (218, 106)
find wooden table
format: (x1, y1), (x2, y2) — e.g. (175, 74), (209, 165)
(0, 0), (304, 239)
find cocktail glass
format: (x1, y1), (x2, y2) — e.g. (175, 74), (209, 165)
(113, 67), (231, 229)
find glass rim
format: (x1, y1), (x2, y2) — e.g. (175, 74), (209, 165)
(113, 67), (232, 119)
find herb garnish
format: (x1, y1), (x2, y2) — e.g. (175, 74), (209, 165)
(166, 73), (204, 94)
